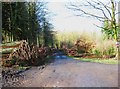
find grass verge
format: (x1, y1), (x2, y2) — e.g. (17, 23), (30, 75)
(69, 56), (118, 64)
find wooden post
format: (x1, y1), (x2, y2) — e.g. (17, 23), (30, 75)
(118, 2), (120, 60)
(0, 2), (2, 88)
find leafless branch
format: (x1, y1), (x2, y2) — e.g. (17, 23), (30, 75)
(92, 0), (112, 18)
(86, 0), (110, 20)
(66, 0), (117, 22)
(67, 0), (118, 28)
(115, 12), (120, 15)
(67, 4), (105, 20)
(93, 24), (109, 30)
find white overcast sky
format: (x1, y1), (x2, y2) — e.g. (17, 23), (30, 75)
(45, 0), (120, 33)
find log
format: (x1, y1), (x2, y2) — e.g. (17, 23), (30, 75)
(1, 41), (21, 47)
(1, 48), (13, 54)
(2, 54), (10, 59)
(0, 41), (21, 53)
(1, 44), (20, 49)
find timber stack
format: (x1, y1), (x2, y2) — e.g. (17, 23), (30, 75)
(1, 40), (53, 67)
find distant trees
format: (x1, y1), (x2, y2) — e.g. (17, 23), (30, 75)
(42, 20), (55, 46)
(2, 2), (55, 47)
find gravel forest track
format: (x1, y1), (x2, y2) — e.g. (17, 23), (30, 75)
(16, 53), (118, 87)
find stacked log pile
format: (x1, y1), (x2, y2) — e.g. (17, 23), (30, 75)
(1, 41), (21, 60)
(9, 40), (31, 61)
(61, 43), (79, 57)
(1, 40), (54, 67)
(67, 47), (78, 56)
(62, 39), (94, 57)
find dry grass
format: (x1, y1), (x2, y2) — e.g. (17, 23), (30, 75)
(56, 31), (117, 58)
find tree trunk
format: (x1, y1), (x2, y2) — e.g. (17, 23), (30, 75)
(111, 0), (119, 60)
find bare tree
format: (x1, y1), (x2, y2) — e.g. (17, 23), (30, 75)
(67, 0), (119, 41)
(66, 0), (120, 59)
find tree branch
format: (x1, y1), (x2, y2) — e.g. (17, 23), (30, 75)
(67, 4), (105, 20)
(93, 24), (109, 31)
(94, 0), (112, 18)
(86, 0), (110, 20)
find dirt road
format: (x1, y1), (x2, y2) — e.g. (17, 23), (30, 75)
(18, 55), (118, 87)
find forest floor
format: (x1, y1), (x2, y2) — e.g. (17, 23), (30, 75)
(5, 53), (119, 87)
